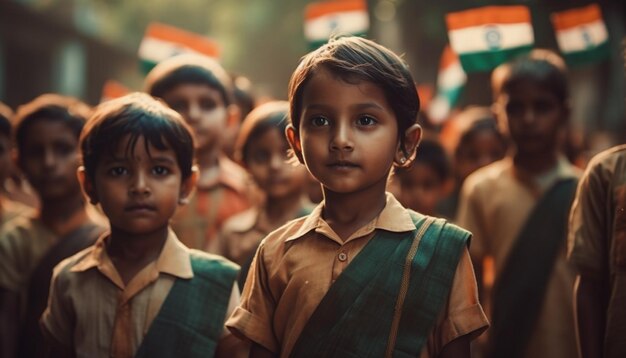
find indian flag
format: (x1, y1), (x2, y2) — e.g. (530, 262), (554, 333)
(138, 22), (220, 74)
(428, 45), (467, 123)
(551, 4), (609, 66)
(446, 6), (534, 73)
(100, 80), (130, 104)
(304, 0), (369, 49)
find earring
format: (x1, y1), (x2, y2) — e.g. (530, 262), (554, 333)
(400, 157), (406, 164)
(178, 198), (189, 205)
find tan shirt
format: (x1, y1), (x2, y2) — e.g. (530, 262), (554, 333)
(226, 193), (488, 357)
(0, 197), (34, 228)
(457, 156), (579, 358)
(41, 230), (239, 358)
(0, 216), (57, 292)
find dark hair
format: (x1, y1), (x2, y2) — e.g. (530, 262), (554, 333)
(13, 94), (91, 152)
(0, 101), (13, 138)
(144, 54), (234, 106)
(397, 138), (450, 182)
(288, 36), (420, 153)
(231, 73), (256, 121)
(453, 106), (505, 158)
(80, 92), (195, 182)
(491, 49), (569, 103)
(235, 101), (288, 164)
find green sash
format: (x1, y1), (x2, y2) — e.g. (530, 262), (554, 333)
(290, 211), (470, 358)
(135, 252), (238, 358)
(488, 178), (578, 358)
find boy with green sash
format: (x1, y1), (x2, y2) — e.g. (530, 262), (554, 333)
(457, 50), (580, 358)
(41, 93), (248, 358)
(226, 36), (488, 358)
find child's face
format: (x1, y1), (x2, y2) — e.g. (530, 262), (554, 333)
(0, 134), (11, 185)
(160, 83), (230, 153)
(18, 121), (81, 201)
(398, 163), (443, 216)
(288, 68), (404, 195)
(245, 128), (307, 200)
(496, 80), (566, 157)
(85, 135), (192, 235)
(456, 131), (505, 182)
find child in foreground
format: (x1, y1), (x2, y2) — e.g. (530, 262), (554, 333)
(226, 36), (488, 358)
(41, 93), (246, 358)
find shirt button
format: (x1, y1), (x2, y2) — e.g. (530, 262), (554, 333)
(338, 252), (348, 262)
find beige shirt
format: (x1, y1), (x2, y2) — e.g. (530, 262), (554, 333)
(0, 198), (34, 228)
(0, 216), (57, 292)
(41, 230), (239, 358)
(226, 193), (488, 357)
(457, 156), (580, 358)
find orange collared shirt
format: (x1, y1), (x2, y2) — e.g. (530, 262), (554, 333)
(41, 230), (239, 358)
(171, 156), (252, 253)
(226, 193), (488, 357)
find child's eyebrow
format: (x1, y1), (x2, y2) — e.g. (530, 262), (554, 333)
(304, 102), (385, 112)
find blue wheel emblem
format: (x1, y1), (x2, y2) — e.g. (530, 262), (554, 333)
(485, 26), (501, 50)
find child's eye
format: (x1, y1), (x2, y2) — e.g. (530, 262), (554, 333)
(152, 166), (170, 176)
(108, 167), (128, 176)
(310, 116), (329, 127)
(357, 115), (377, 126)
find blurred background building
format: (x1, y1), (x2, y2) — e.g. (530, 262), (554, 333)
(0, 0), (624, 147)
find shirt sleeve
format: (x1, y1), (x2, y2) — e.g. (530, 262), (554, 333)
(0, 228), (25, 291)
(456, 179), (488, 261)
(225, 242), (278, 353)
(40, 262), (75, 348)
(423, 249), (489, 357)
(567, 158), (610, 277)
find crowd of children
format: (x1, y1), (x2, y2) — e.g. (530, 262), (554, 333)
(0, 34), (622, 358)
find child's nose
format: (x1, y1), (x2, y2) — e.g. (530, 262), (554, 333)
(330, 124), (354, 152)
(129, 172), (151, 196)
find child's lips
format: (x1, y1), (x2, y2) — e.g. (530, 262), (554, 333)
(125, 203), (157, 212)
(327, 160), (359, 169)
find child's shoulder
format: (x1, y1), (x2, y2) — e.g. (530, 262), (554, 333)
(408, 210), (471, 244)
(51, 245), (97, 280)
(462, 158), (511, 192)
(187, 249), (240, 275)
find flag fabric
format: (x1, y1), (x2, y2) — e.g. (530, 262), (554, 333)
(100, 80), (130, 103)
(551, 4), (609, 66)
(304, 0), (369, 49)
(428, 45), (467, 123)
(138, 22), (220, 74)
(446, 6), (534, 73)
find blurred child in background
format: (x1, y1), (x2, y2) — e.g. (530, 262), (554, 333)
(144, 54), (251, 253)
(457, 50), (580, 358)
(217, 101), (311, 289)
(0, 94), (105, 358)
(438, 106), (506, 220)
(395, 137), (451, 217)
(0, 101), (34, 227)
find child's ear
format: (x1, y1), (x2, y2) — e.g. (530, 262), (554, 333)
(77, 166), (99, 205)
(226, 104), (241, 129)
(285, 125), (304, 164)
(179, 166), (199, 205)
(395, 124), (422, 167)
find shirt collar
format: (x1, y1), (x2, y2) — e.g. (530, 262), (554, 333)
(197, 155), (248, 193)
(70, 230), (193, 279)
(285, 192), (415, 243)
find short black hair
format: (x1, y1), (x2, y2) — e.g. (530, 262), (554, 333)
(397, 138), (450, 182)
(492, 49), (569, 104)
(144, 54), (234, 106)
(0, 101), (13, 138)
(235, 101), (289, 164)
(13, 94), (91, 153)
(453, 106), (505, 158)
(288, 36), (420, 155)
(80, 92), (195, 182)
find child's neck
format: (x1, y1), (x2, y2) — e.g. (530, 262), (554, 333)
(322, 188), (387, 242)
(39, 194), (89, 236)
(106, 226), (169, 285)
(195, 149), (221, 187)
(262, 191), (305, 226)
(513, 150), (558, 175)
